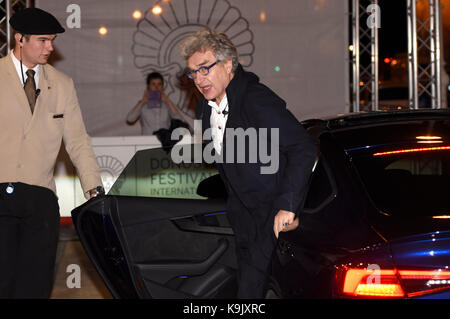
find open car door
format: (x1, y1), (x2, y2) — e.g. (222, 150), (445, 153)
(72, 145), (236, 299)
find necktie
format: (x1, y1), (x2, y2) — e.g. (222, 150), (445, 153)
(24, 69), (36, 114)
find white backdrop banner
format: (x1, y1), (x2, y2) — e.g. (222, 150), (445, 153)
(55, 135), (162, 216)
(37, 0), (349, 136)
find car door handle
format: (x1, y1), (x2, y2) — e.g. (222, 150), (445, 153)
(135, 238), (229, 284)
(171, 214), (234, 235)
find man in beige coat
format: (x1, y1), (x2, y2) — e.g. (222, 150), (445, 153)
(0, 8), (103, 298)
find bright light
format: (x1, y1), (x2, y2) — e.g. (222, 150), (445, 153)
(132, 10), (142, 20)
(355, 284), (404, 297)
(152, 5), (162, 15)
(417, 140), (443, 144)
(384, 58), (391, 64)
(373, 146), (450, 157)
(98, 26), (108, 36)
(349, 45), (354, 51)
(433, 215), (450, 219)
(416, 136), (442, 140)
(260, 11), (266, 22)
(342, 269), (405, 297)
(341, 268), (450, 298)
(416, 136), (443, 144)
(274, 66), (280, 72)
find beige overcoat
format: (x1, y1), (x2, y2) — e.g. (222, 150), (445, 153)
(0, 53), (101, 197)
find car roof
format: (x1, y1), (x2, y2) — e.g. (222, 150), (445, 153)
(302, 109), (450, 133)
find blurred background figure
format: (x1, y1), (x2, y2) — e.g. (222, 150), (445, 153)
(127, 72), (182, 135)
(176, 68), (202, 121)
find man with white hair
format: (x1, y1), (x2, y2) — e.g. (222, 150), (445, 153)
(179, 29), (317, 298)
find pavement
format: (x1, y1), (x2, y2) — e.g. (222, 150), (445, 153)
(50, 225), (112, 299)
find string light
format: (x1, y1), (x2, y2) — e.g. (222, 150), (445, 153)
(98, 26), (108, 36)
(152, 5), (162, 15)
(260, 11), (266, 22)
(132, 10), (142, 20)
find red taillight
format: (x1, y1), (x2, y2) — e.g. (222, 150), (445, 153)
(341, 268), (405, 297)
(398, 270), (450, 297)
(338, 266), (450, 298)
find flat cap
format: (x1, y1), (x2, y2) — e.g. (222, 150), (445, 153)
(9, 8), (65, 35)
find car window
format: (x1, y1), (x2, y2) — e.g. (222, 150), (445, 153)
(335, 118), (450, 218)
(108, 145), (218, 200)
(302, 158), (337, 213)
(352, 149), (450, 217)
(334, 119), (450, 218)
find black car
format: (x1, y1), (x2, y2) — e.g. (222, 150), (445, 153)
(72, 109), (450, 299)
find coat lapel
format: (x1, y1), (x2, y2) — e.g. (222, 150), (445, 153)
(4, 53), (32, 122)
(224, 65), (246, 130)
(199, 65), (249, 160)
(35, 64), (51, 110)
(221, 65), (248, 157)
(201, 99), (211, 132)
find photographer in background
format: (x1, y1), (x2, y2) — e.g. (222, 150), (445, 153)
(127, 72), (182, 135)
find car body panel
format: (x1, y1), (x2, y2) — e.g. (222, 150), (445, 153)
(272, 110), (450, 299)
(72, 109), (450, 299)
(73, 195), (236, 299)
(389, 230), (450, 268)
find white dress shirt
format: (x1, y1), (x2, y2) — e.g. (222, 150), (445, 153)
(10, 50), (40, 88)
(209, 94), (229, 155)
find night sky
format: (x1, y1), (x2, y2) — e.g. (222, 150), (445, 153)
(378, 1), (408, 59)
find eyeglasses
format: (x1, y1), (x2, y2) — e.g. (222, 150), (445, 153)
(185, 61), (218, 80)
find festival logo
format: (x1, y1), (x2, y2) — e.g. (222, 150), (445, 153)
(131, 0), (254, 115)
(96, 155), (125, 193)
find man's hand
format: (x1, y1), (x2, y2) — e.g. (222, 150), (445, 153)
(273, 210), (298, 239)
(88, 186), (105, 199)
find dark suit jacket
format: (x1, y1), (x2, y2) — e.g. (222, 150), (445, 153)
(198, 64), (317, 243)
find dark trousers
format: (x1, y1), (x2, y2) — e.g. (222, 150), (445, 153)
(0, 182), (60, 298)
(234, 240), (275, 299)
(227, 198), (277, 299)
